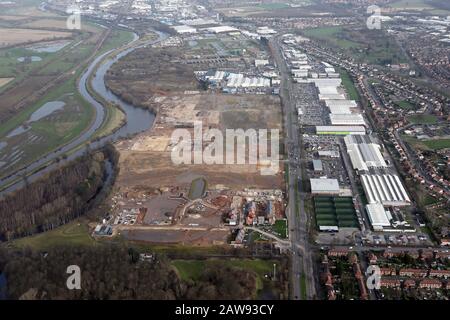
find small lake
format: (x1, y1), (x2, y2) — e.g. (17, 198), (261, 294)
(17, 56), (42, 62)
(188, 178), (207, 200)
(6, 101), (65, 138)
(28, 41), (71, 53)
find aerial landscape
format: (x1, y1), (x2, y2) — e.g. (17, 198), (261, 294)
(0, 0), (449, 308)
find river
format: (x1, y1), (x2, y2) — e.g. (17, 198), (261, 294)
(0, 29), (167, 196)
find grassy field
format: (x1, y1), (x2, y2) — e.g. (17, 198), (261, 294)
(172, 258), (279, 293)
(272, 219), (288, 239)
(303, 26), (406, 66)
(300, 273), (307, 300)
(395, 100), (415, 110)
(303, 26), (360, 49)
(339, 68), (359, 101)
(11, 220), (97, 250)
(257, 2), (291, 10)
(423, 139), (450, 150)
(389, 0), (434, 10)
(407, 114), (438, 124)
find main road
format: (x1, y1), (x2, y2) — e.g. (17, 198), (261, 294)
(269, 36), (317, 300)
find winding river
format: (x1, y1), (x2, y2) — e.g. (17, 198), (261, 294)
(0, 29), (167, 196)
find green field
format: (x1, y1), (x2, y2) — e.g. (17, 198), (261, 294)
(257, 2), (291, 10)
(272, 219), (288, 239)
(172, 258), (279, 293)
(339, 68), (359, 101)
(389, 0), (434, 10)
(303, 26), (360, 49)
(394, 100), (415, 110)
(407, 114), (438, 124)
(11, 220), (97, 250)
(422, 139), (450, 150)
(303, 25), (407, 66)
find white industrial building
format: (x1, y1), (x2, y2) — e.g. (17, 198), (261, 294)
(366, 203), (392, 231)
(330, 114), (366, 126)
(361, 174), (411, 207)
(172, 25), (197, 34)
(310, 178), (340, 195)
(226, 73), (270, 88)
(344, 135), (387, 171)
(319, 93), (346, 100)
(316, 126), (366, 135)
(325, 99), (358, 109)
(207, 26), (239, 33)
(327, 105), (352, 114)
(318, 150), (340, 158)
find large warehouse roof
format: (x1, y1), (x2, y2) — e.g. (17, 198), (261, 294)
(318, 86), (339, 95)
(207, 26), (239, 33)
(316, 126), (366, 135)
(344, 135), (387, 171)
(172, 25), (197, 34)
(328, 105), (352, 114)
(310, 178), (340, 193)
(319, 94), (346, 100)
(325, 99), (357, 108)
(313, 78), (342, 87)
(361, 174), (411, 206)
(366, 203), (392, 228)
(330, 114), (366, 126)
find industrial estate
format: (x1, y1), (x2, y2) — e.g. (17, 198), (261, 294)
(0, 0), (449, 303)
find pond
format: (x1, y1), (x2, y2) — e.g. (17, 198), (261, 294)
(188, 178), (207, 200)
(17, 56), (42, 62)
(6, 101), (66, 138)
(28, 40), (71, 53)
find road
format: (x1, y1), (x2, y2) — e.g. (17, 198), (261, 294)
(269, 36), (317, 300)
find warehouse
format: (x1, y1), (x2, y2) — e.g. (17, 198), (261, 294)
(325, 99), (358, 109)
(366, 203), (392, 231)
(319, 93), (346, 100)
(310, 178), (340, 195)
(330, 114), (366, 126)
(312, 159), (323, 172)
(344, 135), (387, 171)
(316, 126), (366, 135)
(172, 25), (197, 34)
(207, 26), (239, 33)
(318, 150), (340, 158)
(327, 104), (352, 114)
(360, 174), (411, 206)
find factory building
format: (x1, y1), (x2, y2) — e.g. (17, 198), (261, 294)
(366, 203), (392, 231)
(318, 150), (340, 158)
(316, 126), (366, 135)
(312, 159), (323, 173)
(361, 174), (411, 207)
(226, 73), (271, 88)
(319, 94), (346, 100)
(344, 135), (387, 171)
(172, 25), (197, 34)
(310, 178), (340, 195)
(325, 99), (358, 109)
(327, 105), (352, 114)
(330, 114), (366, 126)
